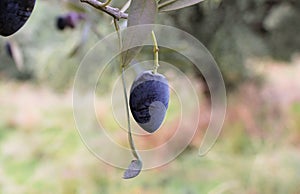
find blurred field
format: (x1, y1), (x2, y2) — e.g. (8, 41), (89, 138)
(0, 56), (300, 194)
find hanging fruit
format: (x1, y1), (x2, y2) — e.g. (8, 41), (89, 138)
(0, 0), (36, 36)
(129, 70), (170, 133)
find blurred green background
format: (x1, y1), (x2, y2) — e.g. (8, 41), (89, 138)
(0, 0), (300, 193)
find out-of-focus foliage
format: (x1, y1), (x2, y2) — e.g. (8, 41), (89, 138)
(0, 0), (114, 90)
(0, 0), (299, 91)
(1, 60), (300, 193)
(164, 0), (300, 89)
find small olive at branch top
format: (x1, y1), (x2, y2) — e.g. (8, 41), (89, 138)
(55, 12), (86, 31)
(129, 71), (170, 133)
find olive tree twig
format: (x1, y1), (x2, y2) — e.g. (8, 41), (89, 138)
(80, 0), (128, 20)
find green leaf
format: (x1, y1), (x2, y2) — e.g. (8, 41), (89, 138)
(8, 40), (24, 71)
(69, 22), (91, 57)
(121, 0), (157, 67)
(127, 0), (157, 26)
(158, 0), (204, 12)
(120, 0), (132, 13)
(123, 159), (142, 179)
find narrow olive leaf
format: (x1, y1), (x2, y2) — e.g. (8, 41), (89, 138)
(120, 0), (131, 13)
(7, 40), (24, 71)
(69, 22), (91, 57)
(127, 0), (157, 26)
(121, 0), (157, 67)
(69, 44), (82, 58)
(158, 0), (204, 12)
(123, 159), (143, 179)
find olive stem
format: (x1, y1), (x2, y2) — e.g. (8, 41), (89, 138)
(99, 0), (112, 7)
(113, 19), (141, 161)
(121, 68), (141, 160)
(151, 30), (159, 74)
(113, 19), (122, 53)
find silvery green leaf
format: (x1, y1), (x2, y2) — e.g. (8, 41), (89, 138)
(121, 0), (157, 67)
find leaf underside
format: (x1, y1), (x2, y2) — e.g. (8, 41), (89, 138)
(121, 0), (157, 68)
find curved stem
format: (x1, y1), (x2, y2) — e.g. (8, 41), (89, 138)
(100, 0), (112, 7)
(113, 19), (122, 51)
(121, 68), (141, 160)
(114, 19), (141, 161)
(151, 30), (159, 74)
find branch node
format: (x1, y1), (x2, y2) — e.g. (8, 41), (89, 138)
(81, 0), (128, 19)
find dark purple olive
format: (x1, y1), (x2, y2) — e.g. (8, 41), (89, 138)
(0, 0), (36, 36)
(55, 12), (86, 31)
(129, 71), (170, 133)
(56, 16), (66, 31)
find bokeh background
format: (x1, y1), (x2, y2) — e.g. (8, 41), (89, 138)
(0, 0), (300, 193)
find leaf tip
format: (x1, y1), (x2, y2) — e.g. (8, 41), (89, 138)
(123, 159), (143, 179)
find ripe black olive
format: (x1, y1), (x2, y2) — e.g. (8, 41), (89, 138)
(129, 71), (170, 133)
(0, 0), (36, 36)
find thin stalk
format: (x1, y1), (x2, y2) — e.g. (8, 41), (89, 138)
(113, 19), (141, 160)
(113, 19), (122, 52)
(151, 30), (159, 74)
(100, 0), (112, 7)
(121, 68), (140, 159)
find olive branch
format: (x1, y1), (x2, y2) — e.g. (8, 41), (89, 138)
(80, 0), (128, 19)
(79, 0), (205, 179)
